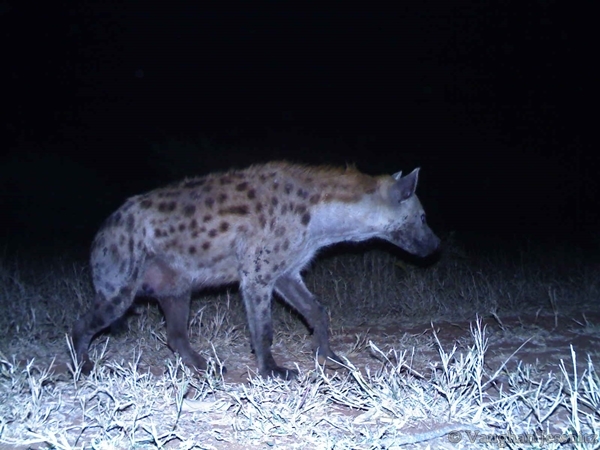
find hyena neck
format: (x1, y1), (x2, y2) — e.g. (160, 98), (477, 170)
(308, 197), (384, 248)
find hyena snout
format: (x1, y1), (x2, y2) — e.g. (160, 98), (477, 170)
(414, 229), (441, 257)
(389, 223), (441, 258)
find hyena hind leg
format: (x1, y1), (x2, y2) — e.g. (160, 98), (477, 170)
(72, 289), (136, 374)
(157, 293), (225, 374)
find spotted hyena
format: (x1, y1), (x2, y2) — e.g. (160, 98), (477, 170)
(72, 161), (440, 379)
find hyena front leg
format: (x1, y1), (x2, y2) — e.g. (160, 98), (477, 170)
(240, 278), (298, 379)
(274, 274), (343, 367)
(72, 288), (136, 374)
(156, 293), (216, 373)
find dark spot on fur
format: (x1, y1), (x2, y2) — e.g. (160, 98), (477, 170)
(112, 296), (123, 306)
(259, 174), (267, 182)
(155, 228), (163, 238)
(178, 223), (186, 232)
(271, 196), (279, 207)
(220, 205), (249, 215)
(192, 231), (199, 238)
(119, 286), (132, 297)
(259, 215), (267, 229)
(128, 237), (134, 253)
(202, 185), (212, 193)
(217, 193), (228, 203)
(190, 219), (198, 229)
(283, 239), (290, 251)
(295, 204), (307, 215)
(165, 238), (180, 250)
(309, 194), (321, 204)
(208, 229), (218, 238)
(205, 197), (215, 208)
(126, 214), (135, 232)
(247, 189), (256, 199)
(275, 226), (286, 237)
(255, 202), (263, 213)
(220, 176), (232, 185)
(281, 204), (288, 214)
(189, 246), (196, 254)
(273, 243), (280, 253)
(284, 183), (293, 194)
(236, 181), (248, 191)
(140, 199), (153, 209)
(169, 225), (175, 234)
(104, 303), (115, 316)
(202, 241), (211, 251)
(203, 214), (213, 223)
(112, 212), (122, 226)
(183, 204), (196, 217)
(158, 201), (177, 213)
(219, 221), (230, 232)
(268, 206), (274, 216)
(301, 212), (311, 226)
(297, 188), (309, 199)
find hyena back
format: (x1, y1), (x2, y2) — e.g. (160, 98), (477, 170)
(72, 161), (440, 379)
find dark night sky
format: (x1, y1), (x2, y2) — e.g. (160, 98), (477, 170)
(1, 1), (596, 251)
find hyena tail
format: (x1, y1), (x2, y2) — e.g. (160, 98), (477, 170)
(71, 273), (141, 374)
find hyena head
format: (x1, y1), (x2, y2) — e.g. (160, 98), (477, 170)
(376, 168), (440, 257)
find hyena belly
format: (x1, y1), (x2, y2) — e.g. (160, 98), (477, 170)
(72, 162), (440, 379)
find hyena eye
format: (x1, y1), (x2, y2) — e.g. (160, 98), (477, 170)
(421, 213), (427, 224)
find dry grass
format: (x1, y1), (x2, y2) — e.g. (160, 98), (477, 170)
(1, 236), (600, 449)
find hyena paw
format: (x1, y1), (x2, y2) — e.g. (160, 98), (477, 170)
(261, 365), (299, 380)
(182, 352), (227, 375)
(78, 359), (94, 375)
(317, 349), (344, 368)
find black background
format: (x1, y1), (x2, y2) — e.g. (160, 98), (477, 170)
(1, 1), (596, 253)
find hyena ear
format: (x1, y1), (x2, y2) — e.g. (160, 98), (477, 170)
(390, 168), (420, 203)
